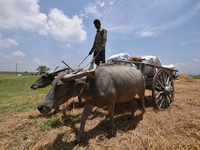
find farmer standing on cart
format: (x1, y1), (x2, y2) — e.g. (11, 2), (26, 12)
(89, 19), (107, 66)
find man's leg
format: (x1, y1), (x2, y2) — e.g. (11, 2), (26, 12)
(101, 50), (105, 63)
(94, 51), (100, 66)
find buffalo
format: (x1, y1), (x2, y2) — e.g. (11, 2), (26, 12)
(30, 68), (69, 90)
(30, 69), (83, 113)
(30, 73), (55, 90)
(37, 63), (145, 144)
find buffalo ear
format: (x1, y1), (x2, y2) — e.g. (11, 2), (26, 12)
(43, 73), (49, 78)
(75, 80), (88, 89)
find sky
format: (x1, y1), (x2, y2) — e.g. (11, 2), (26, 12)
(0, 0), (200, 75)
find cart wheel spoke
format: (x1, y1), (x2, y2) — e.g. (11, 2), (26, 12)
(167, 95), (173, 104)
(162, 72), (166, 86)
(164, 95), (170, 108)
(155, 93), (163, 103)
(152, 68), (175, 110)
(155, 85), (163, 91)
(168, 80), (172, 86)
(159, 96), (165, 109)
(156, 79), (165, 89)
(155, 90), (164, 94)
(166, 76), (170, 85)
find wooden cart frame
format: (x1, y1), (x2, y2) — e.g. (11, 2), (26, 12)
(111, 59), (178, 110)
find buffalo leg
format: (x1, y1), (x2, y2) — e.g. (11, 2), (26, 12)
(107, 103), (116, 137)
(129, 99), (137, 120)
(138, 92), (146, 113)
(75, 102), (94, 144)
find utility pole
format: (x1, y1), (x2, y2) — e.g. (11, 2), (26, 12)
(15, 63), (17, 73)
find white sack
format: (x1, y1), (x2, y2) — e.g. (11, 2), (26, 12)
(162, 64), (175, 69)
(142, 55), (162, 66)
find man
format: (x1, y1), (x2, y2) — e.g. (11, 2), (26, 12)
(89, 19), (107, 66)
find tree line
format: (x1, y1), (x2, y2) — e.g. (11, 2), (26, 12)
(36, 66), (50, 75)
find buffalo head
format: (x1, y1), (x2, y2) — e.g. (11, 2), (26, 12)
(37, 69), (95, 113)
(30, 68), (69, 90)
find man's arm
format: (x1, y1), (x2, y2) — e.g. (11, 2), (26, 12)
(101, 29), (107, 50)
(89, 38), (96, 55)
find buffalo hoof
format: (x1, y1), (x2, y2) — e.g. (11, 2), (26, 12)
(78, 103), (84, 107)
(108, 127), (117, 138)
(128, 115), (134, 120)
(53, 107), (60, 114)
(142, 108), (146, 113)
(74, 139), (81, 145)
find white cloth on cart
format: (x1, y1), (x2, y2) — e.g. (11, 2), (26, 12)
(163, 64), (175, 69)
(107, 53), (135, 67)
(107, 53), (129, 62)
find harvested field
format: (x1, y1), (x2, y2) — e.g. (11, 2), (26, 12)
(0, 74), (199, 150)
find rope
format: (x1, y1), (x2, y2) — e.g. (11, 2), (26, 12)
(81, 50), (101, 70)
(72, 51), (101, 74)
(72, 97), (75, 110)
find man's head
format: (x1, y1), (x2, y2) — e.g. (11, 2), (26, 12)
(93, 19), (101, 30)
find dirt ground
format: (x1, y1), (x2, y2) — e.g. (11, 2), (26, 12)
(1, 74), (200, 150)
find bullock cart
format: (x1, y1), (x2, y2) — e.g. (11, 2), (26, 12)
(111, 59), (178, 110)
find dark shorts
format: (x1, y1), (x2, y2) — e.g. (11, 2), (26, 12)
(93, 50), (105, 65)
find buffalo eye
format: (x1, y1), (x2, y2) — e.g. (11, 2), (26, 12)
(56, 82), (63, 88)
(42, 74), (48, 79)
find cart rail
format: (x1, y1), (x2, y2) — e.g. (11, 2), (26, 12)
(111, 59), (178, 72)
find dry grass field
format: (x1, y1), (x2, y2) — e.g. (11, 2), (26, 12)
(0, 74), (199, 150)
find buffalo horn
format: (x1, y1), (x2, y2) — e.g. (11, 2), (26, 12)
(62, 69), (95, 81)
(48, 68), (69, 75)
(62, 60), (74, 71)
(49, 66), (59, 73)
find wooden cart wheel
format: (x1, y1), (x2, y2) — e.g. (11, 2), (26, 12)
(152, 68), (174, 110)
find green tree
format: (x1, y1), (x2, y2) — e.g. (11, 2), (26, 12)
(36, 66), (50, 75)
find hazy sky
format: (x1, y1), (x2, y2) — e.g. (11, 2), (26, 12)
(0, 0), (200, 75)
